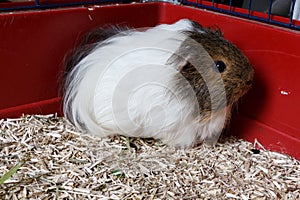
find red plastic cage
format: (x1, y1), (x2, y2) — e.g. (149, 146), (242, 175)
(0, 1), (300, 159)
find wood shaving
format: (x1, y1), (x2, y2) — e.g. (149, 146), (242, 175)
(0, 114), (299, 199)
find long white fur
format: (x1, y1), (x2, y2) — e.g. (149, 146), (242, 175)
(64, 19), (227, 147)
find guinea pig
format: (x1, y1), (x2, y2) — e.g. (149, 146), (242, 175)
(62, 19), (254, 147)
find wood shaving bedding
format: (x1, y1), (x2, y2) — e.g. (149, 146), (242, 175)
(0, 114), (299, 199)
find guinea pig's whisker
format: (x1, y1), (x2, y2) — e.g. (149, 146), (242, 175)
(232, 102), (242, 117)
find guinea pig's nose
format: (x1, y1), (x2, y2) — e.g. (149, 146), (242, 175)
(246, 80), (252, 85)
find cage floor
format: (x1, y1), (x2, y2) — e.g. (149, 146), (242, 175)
(0, 114), (299, 199)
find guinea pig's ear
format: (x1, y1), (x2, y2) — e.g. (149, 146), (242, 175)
(166, 53), (190, 71)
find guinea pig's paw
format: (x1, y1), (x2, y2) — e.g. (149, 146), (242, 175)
(203, 134), (220, 147)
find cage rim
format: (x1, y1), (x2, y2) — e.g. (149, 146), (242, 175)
(181, 0), (300, 31)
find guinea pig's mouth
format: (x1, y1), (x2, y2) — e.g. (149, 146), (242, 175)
(233, 85), (252, 103)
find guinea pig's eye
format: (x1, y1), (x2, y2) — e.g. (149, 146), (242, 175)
(213, 61), (227, 73)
